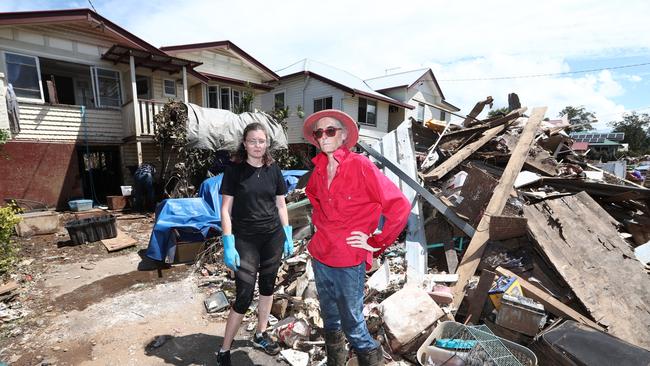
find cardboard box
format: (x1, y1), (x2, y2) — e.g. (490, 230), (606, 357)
(174, 241), (205, 264)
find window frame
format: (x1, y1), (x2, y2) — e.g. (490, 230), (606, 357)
(440, 110), (447, 121)
(232, 89), (241, 110)
(220, 86), (231, 111)
(313, 95), (333, 113)
(417, 103), (425, 123)
(357, 97), (377, 127)
(4, 51), (45, 102)
(207, 85), (219, 108)
(274, 91), (285, 110)
(163, 79), (177, 97)
(91, 66), (123, 108)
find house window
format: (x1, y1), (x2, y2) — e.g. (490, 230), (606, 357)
(358, 98), (376, 126)
(313, 96), (332, 113)
(92, 67), (122, 107)
(417, 103), (425, 123)
(274, 92), (285, 109)
(220, 87), (231, 111)
(440, 110), (447, 121)
(163, 79), (176, 97)
(5, 52), (43, 100)
(136, 75), (151, 100)
(232, 90), (241, 110)
(243, 91), (253, 112)
(208, 86), (219, 108)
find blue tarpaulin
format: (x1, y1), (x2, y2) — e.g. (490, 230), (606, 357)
(146, 198), (221, 262)
(198, 174), (224, 216)
(282, 170), (309, 192)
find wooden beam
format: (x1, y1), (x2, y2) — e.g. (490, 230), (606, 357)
(451, 107), (547, 310)
(495, 267), (604, 331)
(462, 96), (493, 127)
(465, 270), (495, 324)
(422, 124), (506, 182)
(444, 241), (458, 274)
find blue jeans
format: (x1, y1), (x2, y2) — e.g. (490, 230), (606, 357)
(312, 258), (378, 352)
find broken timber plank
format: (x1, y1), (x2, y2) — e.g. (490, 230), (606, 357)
(358, 141), (475, 238)
(466, 269), (495, 324)
(495, 267), (604, 332)
(522, 192), (650, 348)
(462, 96), (493, 127)
(444, 241), (458, 274)
(0, 281), (18, 296)
(422, 108), (526, 182)
(101, 229), (137, 252)
(422, 124), (506, 181)
(451, 107), (547, 310)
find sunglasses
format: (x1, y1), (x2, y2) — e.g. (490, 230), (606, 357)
(312, 127), (342, 139)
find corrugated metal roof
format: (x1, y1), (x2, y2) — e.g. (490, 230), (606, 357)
(364, 68), (428, 91)
(276, 59), (405, 104)
(572, 142), (589, 151)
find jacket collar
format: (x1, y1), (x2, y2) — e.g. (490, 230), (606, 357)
(311, 147), (351, 168)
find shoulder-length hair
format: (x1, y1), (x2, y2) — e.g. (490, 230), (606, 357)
(234, 122), (275, 166)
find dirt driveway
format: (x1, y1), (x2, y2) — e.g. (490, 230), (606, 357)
(0, 213), (283, 366)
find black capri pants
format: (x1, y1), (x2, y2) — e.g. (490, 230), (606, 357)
(231, 225), (284, 314)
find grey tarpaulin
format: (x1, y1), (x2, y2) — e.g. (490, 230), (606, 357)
(185, 103), (288, 151)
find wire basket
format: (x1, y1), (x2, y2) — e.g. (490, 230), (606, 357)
(417, 321), (537, 366)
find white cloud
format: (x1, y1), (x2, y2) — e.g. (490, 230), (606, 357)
(4, 0), (648, 130)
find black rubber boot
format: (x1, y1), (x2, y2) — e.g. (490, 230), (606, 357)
(324, 329), (347, 366)
(355, 345), (384, 366)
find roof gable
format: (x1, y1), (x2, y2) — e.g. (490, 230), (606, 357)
(160, 41), (278, 81)
(0, 8), (164, 55)
(277, 59), (413, 109)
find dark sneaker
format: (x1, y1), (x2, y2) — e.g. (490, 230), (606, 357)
(216, 350), (231, 366)
(252, 332), (281, 355)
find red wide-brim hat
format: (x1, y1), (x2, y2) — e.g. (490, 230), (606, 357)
(302, 109), (359, 149)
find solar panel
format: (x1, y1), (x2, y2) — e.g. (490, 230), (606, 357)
(570, 132), (624, 143)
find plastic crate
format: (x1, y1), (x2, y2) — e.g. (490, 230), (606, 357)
(68, 199), (93, 212)
(65, 215), (117, 245)
(417, 321), (537, 366)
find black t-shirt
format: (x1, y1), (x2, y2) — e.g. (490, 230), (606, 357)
(220, 161), (288, 234)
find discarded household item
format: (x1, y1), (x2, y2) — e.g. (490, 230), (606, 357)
(634, 240), (650, 265)
(204, 291), (229, 313)
(65, 215), (117, 245)
(416, 321), (537, 366)
(495, 294), (547, 336)
(68, 199), (93, 212)
(120, 185), (132, 196)
(381, 286), (444, 352)
(530, 320), (650, 366)
(15, 211), (59, 236)
(277, 319), (311, 348)
(106, 195), (128, 211)
(185, 103), (288, 151)
(168, 227), (207, 264)
(489, 276), (523, 310)
(145, 198), (221, 263)
(101, 229), (137, 252)
(280, 349), (309, 366)
(429, 285), (453, 305)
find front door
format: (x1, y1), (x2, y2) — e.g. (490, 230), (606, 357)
(76, 146), (122, 204)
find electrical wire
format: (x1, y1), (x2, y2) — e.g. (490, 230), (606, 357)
(428, 61), (650, 82)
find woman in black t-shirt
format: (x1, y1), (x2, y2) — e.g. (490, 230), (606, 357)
(216, 122), (293, 365)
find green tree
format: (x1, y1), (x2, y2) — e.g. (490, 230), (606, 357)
(486, 107), (509, 119)
(609, 112), (650, 155)
(559, 106), (597, 132)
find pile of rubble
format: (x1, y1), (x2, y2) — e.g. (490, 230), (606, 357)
(197, 95), (650, 365)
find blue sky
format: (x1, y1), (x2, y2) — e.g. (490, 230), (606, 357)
(3, 0), (650, 130)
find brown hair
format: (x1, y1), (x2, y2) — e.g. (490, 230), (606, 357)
(234, 122), (274, 166)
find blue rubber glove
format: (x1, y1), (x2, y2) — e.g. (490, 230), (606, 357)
(222, 234), (240, 271)
(283, 225), (294, 258)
